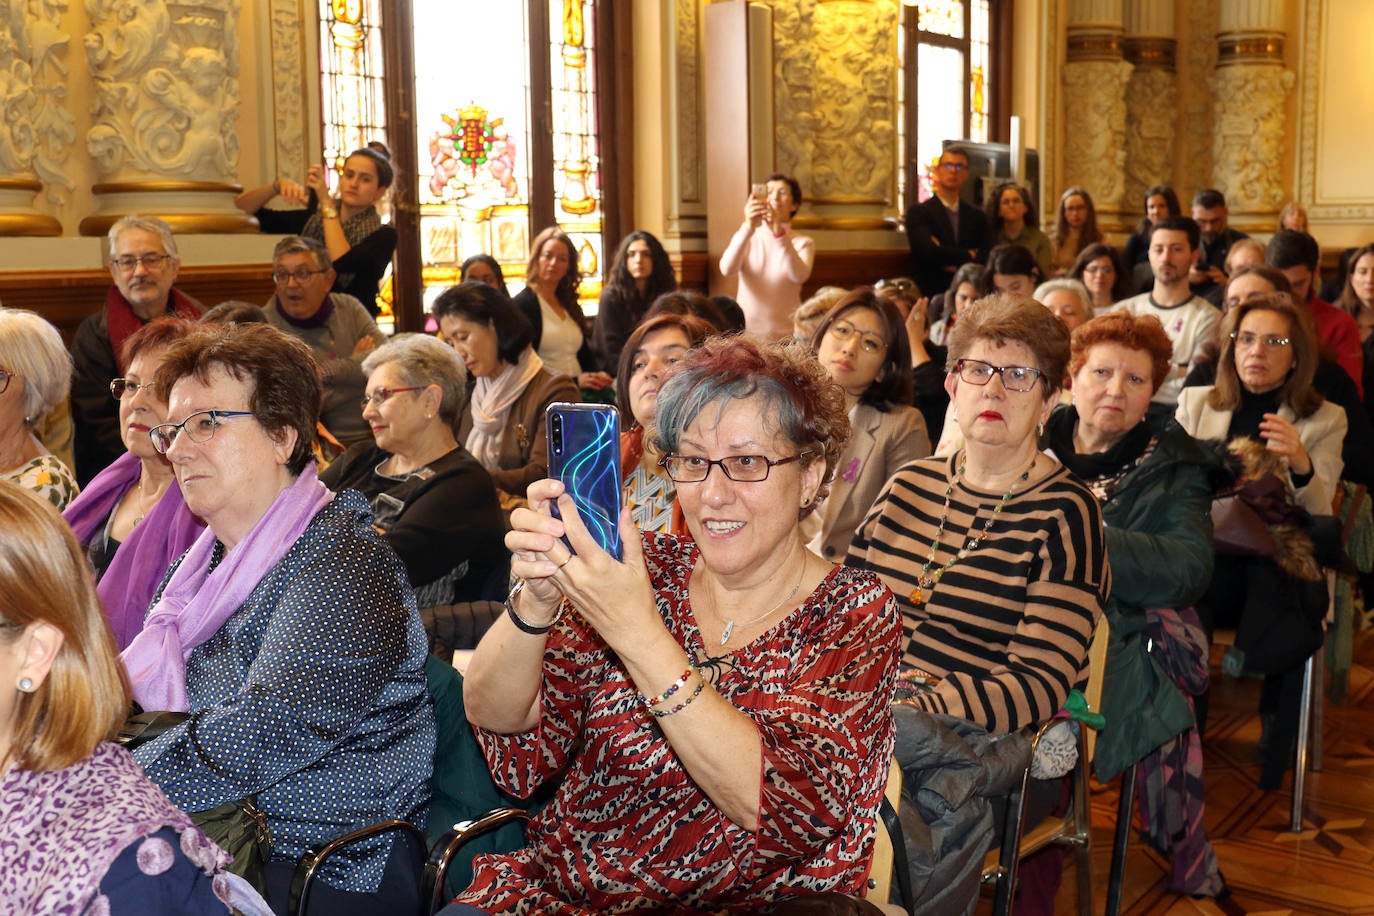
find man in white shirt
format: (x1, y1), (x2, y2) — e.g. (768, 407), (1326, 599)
(1114, 217), (1221, 407)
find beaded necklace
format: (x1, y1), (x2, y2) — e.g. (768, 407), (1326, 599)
(910, 453), (1036, 607)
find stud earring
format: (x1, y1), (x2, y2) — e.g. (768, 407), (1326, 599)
(18, 677), (34, 692)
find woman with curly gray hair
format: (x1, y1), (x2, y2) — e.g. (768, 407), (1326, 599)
(0, 309), (78, 508)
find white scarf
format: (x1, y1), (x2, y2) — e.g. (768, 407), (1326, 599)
(466, 347), (544, 472)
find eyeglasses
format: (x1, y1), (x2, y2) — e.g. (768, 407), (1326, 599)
(938, 161), (968, 172)
(110, 378), (155, 399)
(1230, 331), (1290, 350)
(111, 254), (172, 272)
(1083, 264), (1115, 275)
(658, 450), (814, 483)
(149, 409), (255, 455)
(826, 320), (887, 355)
(0, 368), (10, 396)
(272, 267), (330, 285)
(361, 386), (424, 410)
(955, 358), (1046, 392)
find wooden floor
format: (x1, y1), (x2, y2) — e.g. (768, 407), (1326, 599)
(1043, 629), (1374, 916)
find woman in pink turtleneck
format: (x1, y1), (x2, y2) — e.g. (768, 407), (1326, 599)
(719, 173), (815, 342)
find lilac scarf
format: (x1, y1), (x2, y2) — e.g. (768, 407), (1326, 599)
(121, 465), (333, 711)
(63, 452), (206, 650)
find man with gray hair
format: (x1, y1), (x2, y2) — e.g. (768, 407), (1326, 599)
(71, 215), (204, 483)
(265, 235), (385, 448)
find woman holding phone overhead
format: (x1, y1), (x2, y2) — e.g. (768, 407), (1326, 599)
(447, 336), (899, 914)
(720, 174), (816, 342)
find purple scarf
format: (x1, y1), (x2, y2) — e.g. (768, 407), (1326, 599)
(121, 465), (333, 711)
(0, 742), (228, 914)
(63, 452), (206, 650)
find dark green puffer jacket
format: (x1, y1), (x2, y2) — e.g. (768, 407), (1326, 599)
(1048, 407), (1218, 781)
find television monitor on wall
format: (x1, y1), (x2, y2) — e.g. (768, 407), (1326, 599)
(944, 140), (1041, 213)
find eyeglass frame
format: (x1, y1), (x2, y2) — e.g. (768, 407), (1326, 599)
(825, 319), (888, 355)
(0, 367), (10, 396)
(953, 358), (1047, 393)
(110, 377), (156, 400)
(110, 253), (174, 273)
(149, 409), (256, 455)
(272, 266), (332, 286)
(361, 386), (425, 411)
(1229, 330), (1291, 350)
(657, 450), (815, 484)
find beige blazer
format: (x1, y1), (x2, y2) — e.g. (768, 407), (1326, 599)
(806, 402), (931, 563)
(1175, 384), (1347, 515)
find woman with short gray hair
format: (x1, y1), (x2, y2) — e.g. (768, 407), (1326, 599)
(321, 333), (507, 607)
(0, 309), (79, 508)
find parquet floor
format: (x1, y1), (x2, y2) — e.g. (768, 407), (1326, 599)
(1049, 629), (1374, 915)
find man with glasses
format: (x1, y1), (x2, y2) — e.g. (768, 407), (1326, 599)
(70, 215), (204, 484)
(264, 235), (384, 448)
(905, 146), (990, 297)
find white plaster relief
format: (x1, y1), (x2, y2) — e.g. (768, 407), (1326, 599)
(84, 0), (241, 182)
(268, 0), (306, 185)
(0, 0), (76, 201)
(1210, 62), (1293, 212)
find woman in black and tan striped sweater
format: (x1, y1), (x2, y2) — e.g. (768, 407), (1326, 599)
(848, 292), (1109, 736)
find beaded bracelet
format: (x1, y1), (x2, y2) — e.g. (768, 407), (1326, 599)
(648, 676), (706, 718)
(639, 666), (696, 710)
(505, 581), (561, 635)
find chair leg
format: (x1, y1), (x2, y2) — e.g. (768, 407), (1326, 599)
(991, 778), (1029, 916)
(1291, 652), (1315, 832)
(1105, 762), (1136, 916)
(1311, 646), (1324, 772)
(1072, 729), (1092, 916)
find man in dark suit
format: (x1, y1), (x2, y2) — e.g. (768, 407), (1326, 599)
(905, 146), (990, 297)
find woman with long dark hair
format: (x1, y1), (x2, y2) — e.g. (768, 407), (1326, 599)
(1049, 187), (1103, 277)
(513, 227), (613, 393)
(593, 231), (677, 370)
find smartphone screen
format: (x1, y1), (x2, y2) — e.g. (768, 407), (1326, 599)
(546, 402), (623, 560)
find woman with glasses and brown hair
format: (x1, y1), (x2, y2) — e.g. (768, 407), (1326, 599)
(122, 322), (434, 914)
(806, 289), (930, 563)
(985, 182), (1053, 281)
(63, 317), (205, 650)
(450, 335), (899, 914)
(0, 309), (80, 510)
(846, 293), (1108, 911)
(1069, 242), (1132, 312)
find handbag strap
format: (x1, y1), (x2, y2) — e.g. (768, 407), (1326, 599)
(879, 795), (915, 914)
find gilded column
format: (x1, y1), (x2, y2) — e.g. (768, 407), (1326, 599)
(765, 0), (901, 234)
(1211, 0), (1293, 224)
(1121, 0), (1176, 218)
(0, 6), (70, 235)
(80, 0), (256, 235)
(1062, 0), (1132, 226)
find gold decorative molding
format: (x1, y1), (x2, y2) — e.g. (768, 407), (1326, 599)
(79, 212), (261, 236)
(1217, 32), (1284, 65)
(790, 215), (900, 231)
(0, 214), (63, 237)
(1067, 31), (1124, 62)
(0, 179), (43, 193)
(1123, 36), (1177, 70)
(90, 181), (246, 195)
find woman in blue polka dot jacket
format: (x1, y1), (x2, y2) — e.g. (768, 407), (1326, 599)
(120, 322), (436, 915)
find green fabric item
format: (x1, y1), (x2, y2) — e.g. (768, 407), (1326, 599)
(1059, 689), (1105, 731)
(424, 655), (528, 897)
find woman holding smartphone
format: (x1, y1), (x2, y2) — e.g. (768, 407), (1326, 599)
(719, 174), (816, 342)
(448, 336), (899, 914)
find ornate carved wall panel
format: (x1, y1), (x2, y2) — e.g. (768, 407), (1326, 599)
(1179, 0), (1219, 195)
(675, 0), (701, 205)
(1122, 67), (1177, 210)
(0, 2), (69, 234)
(268, 0), (308, 186)
(1211, 63), (1293, 214)
(1061, 60), (1132, 214)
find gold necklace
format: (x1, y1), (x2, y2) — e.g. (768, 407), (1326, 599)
(704, 554), (806, 646)
(911, 454), (1035, 607)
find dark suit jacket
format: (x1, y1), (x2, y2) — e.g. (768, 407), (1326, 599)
(905, 196), (990, 296)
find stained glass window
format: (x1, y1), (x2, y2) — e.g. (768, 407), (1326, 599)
(901, 1), (992, 208)
(548, 0), (604, 304)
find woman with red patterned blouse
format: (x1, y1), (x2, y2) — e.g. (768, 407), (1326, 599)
(449, 336), (901, 914)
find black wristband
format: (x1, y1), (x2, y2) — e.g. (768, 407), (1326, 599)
(505, 581), (559, 635)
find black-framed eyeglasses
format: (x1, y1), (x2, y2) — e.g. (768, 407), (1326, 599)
(272, 267), (330, 285)
(1230, 331), (1290, 350)
(149, 409), (255, 455)
(955, 358), (1046, 392)
(826, 320), (887, 355)
(361, 386), (424, 411)
(110, 378), (155, 400)
(658, 450), (814, 483)
(111, 254), (172, 272)
(0, 367), (10, 396)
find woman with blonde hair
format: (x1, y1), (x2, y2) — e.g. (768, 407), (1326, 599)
(0, 309), (78, 508)
(0, 481), (269, 914)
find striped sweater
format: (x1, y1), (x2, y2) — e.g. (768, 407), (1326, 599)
(847, 453), (1109, 735)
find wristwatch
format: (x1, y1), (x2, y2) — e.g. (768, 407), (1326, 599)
(321, 205), (338, 220)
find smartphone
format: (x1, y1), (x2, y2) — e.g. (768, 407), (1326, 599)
(751, 182), (767, 200)
(546, 402), (623, 560)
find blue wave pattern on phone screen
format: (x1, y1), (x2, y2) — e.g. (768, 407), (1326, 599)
(566, 410), (621, 556)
